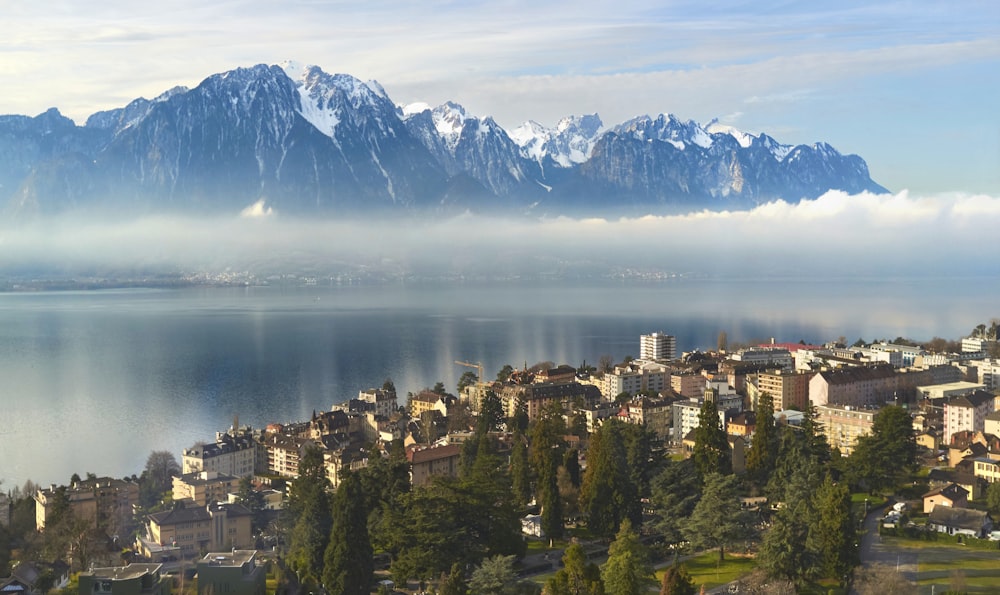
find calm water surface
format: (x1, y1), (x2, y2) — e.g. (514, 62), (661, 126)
(1, 277), (994, 486)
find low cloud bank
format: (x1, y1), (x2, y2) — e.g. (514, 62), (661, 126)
(0, 190), (995, 279)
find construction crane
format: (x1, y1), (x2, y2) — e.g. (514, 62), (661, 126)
(455, 360), (484, 384)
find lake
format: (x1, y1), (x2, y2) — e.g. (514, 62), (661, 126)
(1, 276), (995, 487)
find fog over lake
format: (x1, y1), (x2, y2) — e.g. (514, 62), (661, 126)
(2, 276), (996, 487)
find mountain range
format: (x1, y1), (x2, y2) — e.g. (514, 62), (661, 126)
(0, 62), (887, 219)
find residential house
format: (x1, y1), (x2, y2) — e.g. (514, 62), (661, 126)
(196, 550), (265, 595)
(727, 411), (756, 438)
(2, 562), (70, 595)
(77, 564), (168, 595)
(927, 468), (986, 501)
(409, 391), (449, 418)
(973, 458), (1000, 484)
(927, 507), (992, 538)
(923, 483), (969, 513)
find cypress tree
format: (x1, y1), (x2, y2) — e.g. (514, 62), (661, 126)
(323, 472), (373, 595)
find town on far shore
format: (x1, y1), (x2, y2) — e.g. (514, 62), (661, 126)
(5, 324), (1000, 595)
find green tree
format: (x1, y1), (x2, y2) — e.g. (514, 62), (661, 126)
(139, 450), (180, 508)
(458, 370), (479, 394)
(480, 392), (507, 432)
(469, 554), (518, 595)
(691, 398), (731, 477)
(440, 562), (468, 595)
(849, 405), (915, 493)
(581, 421), (639, 538)
(546, 543), (604, 595)
(658, 562), (695, 595)
(986, 481), (1000, 516)
(497, 364), (515, 382)
(745, 392), (778, 488)
(601, 519), (653, 595)
(510, 428), (533, 507)
(809, 474), (857, 583)
(322, 472), (373, 595)
(649, 458), (701, 545)
(530, 402), (567, 540)
(683, 473), (745, 562)
(287, 446), (332, 588)
(234, 475), (267, 534)
(432, 381), (448, 395)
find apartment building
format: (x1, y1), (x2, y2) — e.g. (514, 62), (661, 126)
(815, 404), (877, 455)
(172, 471), (240, 507)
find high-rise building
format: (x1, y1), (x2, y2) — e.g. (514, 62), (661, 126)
(640, 332), (676, 361)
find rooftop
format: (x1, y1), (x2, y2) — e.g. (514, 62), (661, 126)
(199, 550), (256, 567)
(82, 564), (162, 581)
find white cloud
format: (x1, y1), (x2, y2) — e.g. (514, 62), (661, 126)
(1, 191), (997, 279)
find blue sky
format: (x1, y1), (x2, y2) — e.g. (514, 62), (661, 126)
(3, 0), (998, 194)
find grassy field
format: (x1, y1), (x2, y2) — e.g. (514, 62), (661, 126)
(655, 552), (755, 591)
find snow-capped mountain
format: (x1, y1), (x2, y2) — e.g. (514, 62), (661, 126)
(0, 62), (887, 218)
(510, 114), (603, 169)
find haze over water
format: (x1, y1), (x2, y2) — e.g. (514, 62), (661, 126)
(2, 276), (994, 488)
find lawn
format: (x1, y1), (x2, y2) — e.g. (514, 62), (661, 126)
(656, 552), (755, 591)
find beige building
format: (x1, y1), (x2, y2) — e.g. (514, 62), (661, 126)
(671, 372), (706, 399)
(602, 361), (669, 399)
(140, 503), (253, 559)
(498, 381), (602, 421)
(752, 370), (813, 411)
(973, 458), (1000, 483)
(182, 427), (258, 477)
(624, 395), (673, 441)
(406, 443), (462, 487)
(410, 391), (449, 418)
(172, 471), (240, 506)
(35, 477), (139, 534)
(816, 404), (877, 455)
(809, 366), (898, 408)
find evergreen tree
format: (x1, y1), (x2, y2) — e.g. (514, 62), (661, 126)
(287, 445), (332, 588)
(809, 474), (857, 583)
(659, 562), (695, 595)
(468, 554), (518, 595)
(691, 398), (731, 477)
(440, 563), (468, 595)
(581, 421), (640, 538)
(745, 392), (777, 488)
(649, 458), (701, 544)
(800, 403), (831, 465)
(601, 519), (653, 595)
(530, 402), (567, 540)
(849, 405), (915, 493)
(322, 472), (373, 595)
(234, 475), (267, 534)
(546, 543), (604, 595)
(683, 473), (745, 562)
(765, 425), (806, 503)
(510, 427), (532, 507)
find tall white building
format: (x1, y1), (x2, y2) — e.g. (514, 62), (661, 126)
(640, 332), (676, 361)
